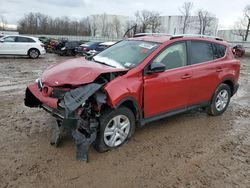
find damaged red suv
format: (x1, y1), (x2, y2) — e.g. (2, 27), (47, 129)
(25, 34), (240, 161)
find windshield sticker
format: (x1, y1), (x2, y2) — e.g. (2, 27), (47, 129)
(140, 48), (149, 54)
(139, 43), (157, 49)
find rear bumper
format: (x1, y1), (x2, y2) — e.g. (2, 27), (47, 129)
(24, 83), (58, 108)
(40, 48), (46, 55)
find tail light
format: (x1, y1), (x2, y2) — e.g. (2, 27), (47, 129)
(41, 44), (45, 48)
(83, 47), (87, 51)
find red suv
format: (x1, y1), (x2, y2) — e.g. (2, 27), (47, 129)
(25, 34), (240, 161)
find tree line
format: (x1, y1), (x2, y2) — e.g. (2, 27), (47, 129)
(17, 12), (91, 36)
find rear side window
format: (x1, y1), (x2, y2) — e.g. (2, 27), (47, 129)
(213, 43), (226, 59)
(16, 37), (35, 43)
(190, 41), (213, 64)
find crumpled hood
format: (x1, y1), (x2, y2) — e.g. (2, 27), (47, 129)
(41, 57), (127, 87)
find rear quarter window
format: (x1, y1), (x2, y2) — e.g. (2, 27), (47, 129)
(190, 41), (214, 64)
(213, 43), (226, 59)
(16, 37), (35, 43)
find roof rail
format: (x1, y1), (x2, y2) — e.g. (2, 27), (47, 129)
(170, 34), (223, 41)
(133, 33), (172, 37)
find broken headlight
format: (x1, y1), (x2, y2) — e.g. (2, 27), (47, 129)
(35, 78), (43, 90)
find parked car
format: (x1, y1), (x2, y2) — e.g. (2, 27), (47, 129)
(38, 36), (50, 44)
(55, 41), (82, 56)
(0, 35), (46, 58)
(86, 41), (117, 56)
(25, 34), (240, 161)
(45, 39), (59, 53)
(75, 41), (103, 55)
(233, 44), (245, 57)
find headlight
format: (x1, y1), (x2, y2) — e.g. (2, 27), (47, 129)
(36, 78), (43, 89)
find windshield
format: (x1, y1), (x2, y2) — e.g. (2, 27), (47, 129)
(93, 40), (159, 68)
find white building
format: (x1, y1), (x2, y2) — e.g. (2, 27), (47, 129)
(159, 16), (218, 35)
(89, 14), (128, 38)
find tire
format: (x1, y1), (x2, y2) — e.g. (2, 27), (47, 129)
(93, 106), (135, 152)
(28, 49), (40, 59)
(207, 83), (231, 116)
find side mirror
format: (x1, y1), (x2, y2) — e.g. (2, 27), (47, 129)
(0, 38), (4, 42)
(147, 62), (165, 74)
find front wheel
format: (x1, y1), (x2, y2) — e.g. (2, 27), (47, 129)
(93, 106), (135, 152)
(207, 84), (231, 116)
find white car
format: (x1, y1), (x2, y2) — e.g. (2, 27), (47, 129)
(0, 35), (46, 58)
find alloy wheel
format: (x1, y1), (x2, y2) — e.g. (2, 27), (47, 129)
(103, 115), (130, 147)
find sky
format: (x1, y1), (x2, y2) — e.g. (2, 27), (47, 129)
(0, 0), (249, 29)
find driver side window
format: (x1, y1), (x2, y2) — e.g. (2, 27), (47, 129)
(153, 42), (187, 70)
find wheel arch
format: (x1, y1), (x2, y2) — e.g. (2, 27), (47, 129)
(27, 48), (40, 56)
(209, 78), (236, 105)
(221, 78), (235, 97)
(114, 97), (142, 126)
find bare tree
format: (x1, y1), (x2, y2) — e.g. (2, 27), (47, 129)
(79, 17), (91, 36)
(243, 5), (250, 41)
(232, 19), (246, 41)
(89, 15), (99, 36)
(135, 10), (152, 33)
(179, 1), (193, 34)
(112, 16), (121, 38)
(197, 9), (216, 35)
(100, 13), (108, 36)
(123, 20), (137, 38)
(0, 14), (8, 30)
(135, 10), (161, 33)
(149, 11), (161, 33)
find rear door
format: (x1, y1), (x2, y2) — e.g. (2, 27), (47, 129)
(188, 41), (227, 106)
(143, 41), (193, 118)
(15, 36), (35, 55)
(0, 36), (16, 54)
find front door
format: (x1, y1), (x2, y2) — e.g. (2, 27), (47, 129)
(143, 42), (193, 118)
(0, 36), (17, 55)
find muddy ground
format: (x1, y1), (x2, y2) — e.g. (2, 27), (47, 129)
(0, 54), (249, 188)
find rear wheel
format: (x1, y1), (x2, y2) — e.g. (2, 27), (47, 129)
(28, 49), (40, 59)
(207, 84), (231, 116)
(93, 106), (135, 152)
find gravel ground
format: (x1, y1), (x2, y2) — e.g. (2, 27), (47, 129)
(0, 54), (249, 188)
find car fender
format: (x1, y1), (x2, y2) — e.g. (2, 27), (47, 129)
(104, 73), (143, 111)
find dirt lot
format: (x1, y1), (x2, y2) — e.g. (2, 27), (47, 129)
(0, 54), (249, 188)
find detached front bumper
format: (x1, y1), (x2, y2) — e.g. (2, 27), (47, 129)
(25, 83), (58, 109)
(24, 82), (99, 162)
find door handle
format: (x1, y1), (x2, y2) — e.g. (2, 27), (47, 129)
(216, 67), (223, 72)
(181, 74), (192, 79)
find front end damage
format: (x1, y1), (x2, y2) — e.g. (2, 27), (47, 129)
(24, 72), (125, 162)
